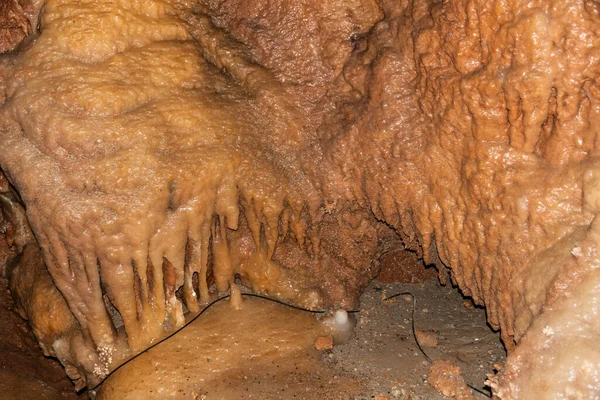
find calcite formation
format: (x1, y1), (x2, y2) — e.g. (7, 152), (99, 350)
(0, 0), (599, 397)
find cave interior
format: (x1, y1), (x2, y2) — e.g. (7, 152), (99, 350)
(1, 0), (600, 399)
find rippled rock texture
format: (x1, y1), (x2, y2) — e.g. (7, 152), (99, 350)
(0, 0), (599, 398)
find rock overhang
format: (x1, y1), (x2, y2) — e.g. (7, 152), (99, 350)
(0, 0), (599, 397)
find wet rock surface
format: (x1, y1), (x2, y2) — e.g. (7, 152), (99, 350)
(0, 0), (598, 397)
(0, 277), (79, 399)
(0, 0), (34, 53)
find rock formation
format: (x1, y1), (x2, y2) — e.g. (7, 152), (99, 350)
(0, 0), (599, 397)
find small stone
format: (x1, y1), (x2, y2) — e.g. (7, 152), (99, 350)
(401, 294), (413, 303)
(314, 335), (334, 350)
(415, 329), (439, 348)
(374, 396), (389, 400)
(428, 360), (474, 400)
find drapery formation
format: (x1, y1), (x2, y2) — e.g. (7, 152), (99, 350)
(1, 0), (599, 397)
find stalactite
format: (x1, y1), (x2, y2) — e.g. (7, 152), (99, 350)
(2, 0), (600, 396)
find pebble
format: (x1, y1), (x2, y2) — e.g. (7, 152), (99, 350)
(314, 336), (334, 351)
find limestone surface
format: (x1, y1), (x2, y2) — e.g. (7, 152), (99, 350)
(0, 0), (599, 397)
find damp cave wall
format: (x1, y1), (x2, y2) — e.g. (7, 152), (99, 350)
(0, 0), (600, 397)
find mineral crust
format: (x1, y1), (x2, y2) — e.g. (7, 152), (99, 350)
(0, 0), (599, 397)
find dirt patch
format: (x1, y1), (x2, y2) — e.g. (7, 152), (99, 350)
(323, 279), (505, 399)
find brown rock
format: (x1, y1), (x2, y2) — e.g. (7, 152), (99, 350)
(377, 248), (437, 284)
(0, 0), (33, 53)
(415, 329), (439, 348)
(0, 277), (77, 399)
(314, 335), (334, 351)
(2, 0), (600, 395)
(428, 360), (474, 400)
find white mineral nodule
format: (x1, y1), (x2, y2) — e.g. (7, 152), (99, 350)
(334, 309), (349, 327)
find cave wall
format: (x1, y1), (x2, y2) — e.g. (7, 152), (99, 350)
(0, 0), (599, 397)
(0, 0), (391, 387)
(318, 1), (600, 396)
(319, 0), (599, 345)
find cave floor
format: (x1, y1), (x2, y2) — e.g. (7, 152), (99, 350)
(327, 279), (506, 399)
(0, 277), (505, 400)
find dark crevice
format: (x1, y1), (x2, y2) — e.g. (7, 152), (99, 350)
(131, 260), (143, 321)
